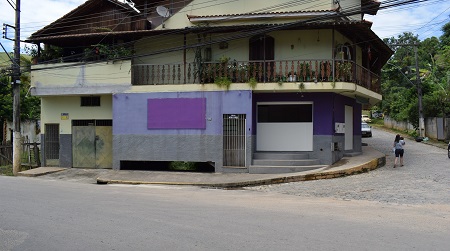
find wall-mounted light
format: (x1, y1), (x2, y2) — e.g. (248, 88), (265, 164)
(219, 42), (228, 49)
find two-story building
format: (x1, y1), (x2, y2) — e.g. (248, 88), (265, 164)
(28, 0), (391, 173)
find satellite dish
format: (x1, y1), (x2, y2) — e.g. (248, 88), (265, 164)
(156, 6), (170, 18)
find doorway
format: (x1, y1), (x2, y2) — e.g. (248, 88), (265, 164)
(223, 114), (246, 167)
(249, 35), (274, 82)
(72, 120), (112, 168)
(45, 124), (60, 166)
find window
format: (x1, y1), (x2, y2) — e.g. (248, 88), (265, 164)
(81, 96), (100, 106)
(258, 104), (313, 123)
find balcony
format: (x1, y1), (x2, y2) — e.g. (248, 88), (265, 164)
(131, 59), (380, 94)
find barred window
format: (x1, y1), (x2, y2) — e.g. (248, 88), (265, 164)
(81, 96), (100, 106)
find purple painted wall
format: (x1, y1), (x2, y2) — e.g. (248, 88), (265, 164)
(147, 98), (206, 129)
(114, 91), (360, 136)
(253, 92), (360, 136)
(113, 91), (253, 135)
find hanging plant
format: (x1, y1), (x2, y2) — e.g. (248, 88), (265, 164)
(248, 77), (257, 89)
(214, 77), (232, 90)
(299, 82), (305, 91)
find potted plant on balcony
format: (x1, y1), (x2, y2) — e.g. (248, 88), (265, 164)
(299, 63), (310, 81)
(288, 72), (297, 82)
(24, 45), (39, 64)
(336, 61), (352, 81)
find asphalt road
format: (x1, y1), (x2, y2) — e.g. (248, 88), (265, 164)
(1, 175), (449, 251)
(1, 127), (449, 250)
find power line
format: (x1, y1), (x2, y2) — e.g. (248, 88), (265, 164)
(29, 0), (432, 72)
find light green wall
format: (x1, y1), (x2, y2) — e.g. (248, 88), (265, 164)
(31, 61), (131, 88)
(163, 0), (337, 29)
(271, 30), (333, 60)
(134, 36), (185, 65)
(340, 0), (362, 21)
(135, 30), (337, 64)
(41, 95), (112, 134)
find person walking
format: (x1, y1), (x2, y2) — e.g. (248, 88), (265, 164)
(393, 134), (405, 168)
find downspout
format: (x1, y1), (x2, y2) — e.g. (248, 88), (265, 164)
(184, 32), (187, 84)
(263, 35), (266, 83)
(332, 28), (335, 82)
(352, 42), (356, 84)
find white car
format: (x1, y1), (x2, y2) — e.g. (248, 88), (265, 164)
(361, 122), (372, 137)
(361, 115), (372, 123)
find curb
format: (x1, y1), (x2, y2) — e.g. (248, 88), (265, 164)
(18, 167), (66, 177)
(96, 155), (386, 188)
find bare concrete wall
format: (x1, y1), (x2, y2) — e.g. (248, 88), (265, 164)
(384, 116), (450, 140)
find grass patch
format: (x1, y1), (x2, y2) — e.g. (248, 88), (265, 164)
(169, 161), (198, 171)
(0, 165), (13, 176)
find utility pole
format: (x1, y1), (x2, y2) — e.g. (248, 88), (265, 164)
(414, 46), (425, 137)
(12, 0), (21, 175)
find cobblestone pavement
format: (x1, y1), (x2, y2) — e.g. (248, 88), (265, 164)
(246, 128), (450, 205)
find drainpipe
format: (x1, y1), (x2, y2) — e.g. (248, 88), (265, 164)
(332, 28), (335, 82)
(184, 32), (187, 84)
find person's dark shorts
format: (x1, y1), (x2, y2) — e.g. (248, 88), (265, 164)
(395, 149), (404, 157)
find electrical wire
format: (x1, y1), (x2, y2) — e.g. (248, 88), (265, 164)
(3, 0), (445, 77)
(30, 0), (425, 73)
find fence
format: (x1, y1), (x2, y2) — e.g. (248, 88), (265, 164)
(0, 140), (41, 168)
(384, 116), (450, 141)
(0, 144), (12, 166)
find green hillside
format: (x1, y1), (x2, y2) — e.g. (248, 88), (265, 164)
(0, 52), (14, 67)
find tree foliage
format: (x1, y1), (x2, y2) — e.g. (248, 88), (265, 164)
(380, 21), (450, 127)
(0, 56), (40, 125)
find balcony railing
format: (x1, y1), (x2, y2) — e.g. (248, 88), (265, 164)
(132, 59), (380, 94)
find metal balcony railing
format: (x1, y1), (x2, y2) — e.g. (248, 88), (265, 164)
(132, 59), (380, 94)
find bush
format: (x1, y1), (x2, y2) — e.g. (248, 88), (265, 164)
(0, 165), (13, 176)
(169, 161), (197, 171)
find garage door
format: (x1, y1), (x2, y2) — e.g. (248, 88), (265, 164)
(257, 103), (313, 151)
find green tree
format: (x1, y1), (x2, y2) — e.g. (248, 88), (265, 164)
(0, 56), (40, 126)
(381, 26), (450, 128)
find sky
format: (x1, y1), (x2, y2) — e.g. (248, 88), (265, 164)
(0, 0), (449, 54)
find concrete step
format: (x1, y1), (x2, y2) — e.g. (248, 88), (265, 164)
(253, 152), (310, 160)
(343, 152), (362, 157)
(249, 165), (327, 174)
(252, 159), (320, 166)
(221, 166), (248, 173)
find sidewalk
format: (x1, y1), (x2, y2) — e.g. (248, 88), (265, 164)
(18, 146), (385, 188)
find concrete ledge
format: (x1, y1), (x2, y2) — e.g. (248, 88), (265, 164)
(96, 154), (386, 188)
(18, 167), (67, 177)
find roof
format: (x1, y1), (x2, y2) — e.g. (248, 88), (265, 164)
(26, 0), (391, 65)
(362, 0), (381, 15)
(187, 9), (339, 22)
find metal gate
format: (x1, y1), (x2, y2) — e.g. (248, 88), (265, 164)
(223, 114), (246, 167)
(72, 120), (112, 168)
(45, 124), (60, 166)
